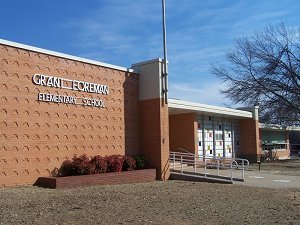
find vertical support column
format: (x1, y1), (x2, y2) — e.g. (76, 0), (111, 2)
(212, 116), (216, 157)
(240, 106), (261, 162)
(202, 115), (205, 157)
(231, 120), (236, 158)
(285, 131), (291, 157)
(132, 59), (170, 180)
(222, 117), (226, 157)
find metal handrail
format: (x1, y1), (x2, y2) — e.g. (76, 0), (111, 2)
(172, 148), (195, 156)
(169, 151), (249, 181)
(170, 151), (249, 167)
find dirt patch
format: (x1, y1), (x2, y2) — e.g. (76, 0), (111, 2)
(0, 181), (299, 225)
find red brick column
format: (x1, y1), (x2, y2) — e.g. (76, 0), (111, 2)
(133, 59), (170, 180)
(139, 99), (169, 180)
(239, 119), (261, 162)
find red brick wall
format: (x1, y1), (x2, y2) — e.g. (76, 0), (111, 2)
(169, 113), (197, 155)
(35, 169), (156, 189)
(139, 98), (169, 180)
(0, 44), (140, 186)
(239, 119), (261, 162)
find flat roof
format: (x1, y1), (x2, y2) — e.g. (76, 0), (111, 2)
(168, 99), (253, 119)
(0, 39), (134, 73)
(131, 58), (163, 67)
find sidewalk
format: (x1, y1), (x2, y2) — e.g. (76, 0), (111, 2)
(236, 169), (300, 189)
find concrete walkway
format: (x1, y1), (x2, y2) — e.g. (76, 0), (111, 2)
(236, 170), (300, 189)
(171, 160), (300, 188)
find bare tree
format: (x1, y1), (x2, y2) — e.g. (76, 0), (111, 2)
(212, 24), (300, 125)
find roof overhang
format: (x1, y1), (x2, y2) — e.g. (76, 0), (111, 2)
(259, 123), (300, 131)
(168, 99), (253, 119)
(0, 39), (134, 73)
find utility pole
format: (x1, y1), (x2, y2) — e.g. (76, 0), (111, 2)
(162, 0), (168, 104)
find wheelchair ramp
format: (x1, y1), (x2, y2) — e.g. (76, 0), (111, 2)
(169, 151), (249, 184)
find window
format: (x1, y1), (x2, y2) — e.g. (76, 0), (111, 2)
(215, 133), (222, 141)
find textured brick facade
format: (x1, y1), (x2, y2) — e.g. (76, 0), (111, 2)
(0, 44), (140, 186)
(169, 113), (197, 154)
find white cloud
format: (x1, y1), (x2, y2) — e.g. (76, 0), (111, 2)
(169, 81), (231, 106)
(60, 0), (300, 106)
(61, 1), (163, 65)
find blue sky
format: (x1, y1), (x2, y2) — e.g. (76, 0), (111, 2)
(0, 0), (299, 106)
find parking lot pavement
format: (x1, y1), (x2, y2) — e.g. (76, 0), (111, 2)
(236, 170), (300, 189)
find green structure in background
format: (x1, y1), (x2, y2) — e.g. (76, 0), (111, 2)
(261, 130), (287, 151)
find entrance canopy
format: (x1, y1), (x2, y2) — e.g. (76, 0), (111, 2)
(168, 99), (253, 119)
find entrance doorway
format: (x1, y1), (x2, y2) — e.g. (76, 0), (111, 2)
(197, 115), (240, 158)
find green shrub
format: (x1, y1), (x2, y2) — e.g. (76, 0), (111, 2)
(134, 155), (146, 169)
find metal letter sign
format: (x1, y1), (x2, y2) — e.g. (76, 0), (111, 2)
(32, 74), (109, 108)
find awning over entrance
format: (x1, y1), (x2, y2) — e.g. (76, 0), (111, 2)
(168, 99), (253, 119)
